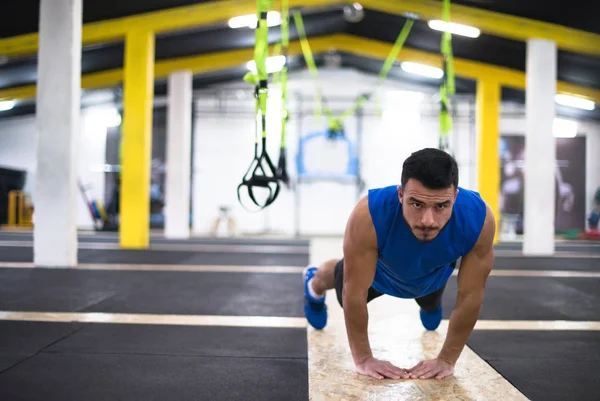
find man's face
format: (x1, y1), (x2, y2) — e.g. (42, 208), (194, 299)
(398, 179), (458, 243)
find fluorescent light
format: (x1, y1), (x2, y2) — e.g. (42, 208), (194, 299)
(0, 100), (15, 111)
(246, 55), (286, 74)
(228, 12), (281, 29)
(400, 62), (444, 79)
(555, 94), (595, 111)
(428, 20), (480, 38)
(553, 118), (578, 138)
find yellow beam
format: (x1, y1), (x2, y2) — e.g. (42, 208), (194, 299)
(362, 0), (600, 57)
(2, 0), (599, 59)
(0, 34), (598, 105)
(0, 0), (335, 58)
(476, 79), (501, 244)
(120, 29), (155, 249)
(330, 35), (600, 104)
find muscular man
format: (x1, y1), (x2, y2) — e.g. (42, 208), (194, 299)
(303, 148), (495, 381)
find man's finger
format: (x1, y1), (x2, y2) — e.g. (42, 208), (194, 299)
(368, 370), (384, 380)
(418, 369), (438, 379)
(435, 372), (449, 380)
(409, 366), (431, 378)
(384, 363), (409, 378)
(406, 361), (424, 372)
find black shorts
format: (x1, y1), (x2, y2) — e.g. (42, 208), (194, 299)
(333, 258), (449, 312)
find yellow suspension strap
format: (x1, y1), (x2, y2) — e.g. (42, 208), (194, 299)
(439, 0), (455, 152)
(238, 0), (281, 210)
(275, 0), (290, 187)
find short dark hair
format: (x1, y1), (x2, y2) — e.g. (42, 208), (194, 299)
(401, 148), (459, 189)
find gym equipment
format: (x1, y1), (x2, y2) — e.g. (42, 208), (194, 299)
(238, 0), (281, 210)
(296, 128), (359, 181)
(292, 11), (414, 137)
(273, 0), (290, 187)
(78, 178), (107, 230)
(3, 190), (33, 229)
(438, 0), (456, 153)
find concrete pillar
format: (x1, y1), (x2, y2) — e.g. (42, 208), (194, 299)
(34, 0), (82, 267)
(165, 70), (193, 238)
(523, 39), (557, 255)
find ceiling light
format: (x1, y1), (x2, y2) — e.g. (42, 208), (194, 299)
(428, 20), (481, 38)
(400, 62), (444, 79)
(246, 55), (286, 74)
(553, 118), (578, 138)
(0, 100), (15, 111)
(555, 94), (595, 111)
(228, 12), (281, 29)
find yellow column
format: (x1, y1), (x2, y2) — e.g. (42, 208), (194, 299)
(476, 79), (501, 243)
(120, 29), (155, 248)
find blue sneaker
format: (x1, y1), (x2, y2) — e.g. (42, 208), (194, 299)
(303, 266), (327, 330)
(420, 305), (442, 331)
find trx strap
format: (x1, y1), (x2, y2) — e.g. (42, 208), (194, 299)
(439, 0), (455, 152)
(238, 0), (281, 210)
(374, 18), (415, 116)
(275, 0), (290, 187)
(293, 11), (414, 133)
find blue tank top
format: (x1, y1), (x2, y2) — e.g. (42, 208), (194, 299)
(367, 185), (487, 299)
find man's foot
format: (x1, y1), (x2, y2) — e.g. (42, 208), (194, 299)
(303, 266), (327, 330)
(420, 305), (442, 331)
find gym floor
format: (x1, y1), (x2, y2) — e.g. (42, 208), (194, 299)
(0, 231), (598, 400)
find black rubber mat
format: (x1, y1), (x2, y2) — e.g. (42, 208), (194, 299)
(0, 321), (82, 373)
(0, 322), (82, 354)
(0, 246), (309, 266)
(0, 353), (308, 401)
(46, 324), (307, 359)
(442, 276), (600, 321)
(467, 331), (600, 361)
(0, 268), (304, 317)
(495, 241), (600, 253)
(0, 355), (28, 372)
(467, 331), (600, 401)
(492, 256), (600, 271)
(0, 231), (310, 246)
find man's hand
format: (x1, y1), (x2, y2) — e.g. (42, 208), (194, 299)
(406, 358), (454, 380)
(355, 357), (410, 380)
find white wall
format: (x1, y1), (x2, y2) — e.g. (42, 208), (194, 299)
(0, 107), (110, 229)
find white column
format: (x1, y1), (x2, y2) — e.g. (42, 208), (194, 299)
(523, 39), (556, 255)
(165, 70), (193, 238)
(34, 0), (82, 267)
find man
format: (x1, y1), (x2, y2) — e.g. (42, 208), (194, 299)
(303, 148), (495, 381)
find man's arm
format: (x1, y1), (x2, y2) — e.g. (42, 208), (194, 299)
(342, 196), (379, 365)
(437, 203), (496, 365)
(342, 196), (409, 380)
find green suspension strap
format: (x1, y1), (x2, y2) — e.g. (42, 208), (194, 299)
(237, 0), (281, 210)
(439, 0), (456, 153)
(292, 11), (326, 125)
(375, 18), (415, 117)
(275, 0), (290, 187)
(293, 11), (414, 134)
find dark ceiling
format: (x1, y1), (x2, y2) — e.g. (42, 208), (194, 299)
(0, 0), (599, 120)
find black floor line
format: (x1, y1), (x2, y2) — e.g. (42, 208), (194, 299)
(0, 325), (85, 375)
